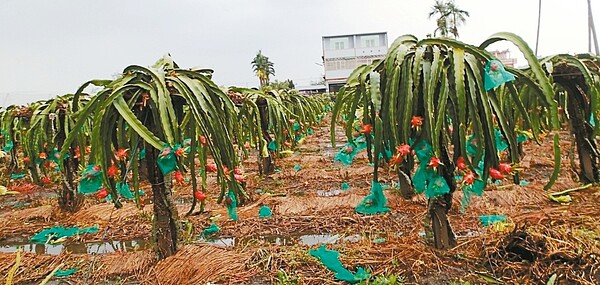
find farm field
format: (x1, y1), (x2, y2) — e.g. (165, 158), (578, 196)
(0, 116), (598, 285)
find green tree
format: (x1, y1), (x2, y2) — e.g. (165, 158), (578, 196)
(62, 55), (244, 259)
(429, 0), (469, 38)
(251, 50), (275, 87)
(333, 33), (561, 249)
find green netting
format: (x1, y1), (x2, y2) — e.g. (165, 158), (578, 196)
(466, 135), (478, 156)
(519, 180), (529, 186)
(259, 205), (272, 218)
(293, 165), (302, 171)
(479, 215), (507, 226)
(517, 133), (529, 143)
(30, 225), (99, 244)
(267, 140), (277, 151)
(49, 148), (62, 162)
(55, 269), (78, 277)
(355, 181), (390, 215)
(413, 140), (433, 162)
(293, 122), (301, 131)
(309, 244), (370, 283)
(413, 165), (434, 193)
(484, 59), (515, 91)
(334, 144), (357, 166)
(372, 237), (386, 243)
(226, 190), (238, 221)
(307, 128), (315, 135)
(494, 129), (508, 152)
(341, 182), (350, 191)
(140, 148), (146, 159)
(202, 223), (220, 236)
(117, 182), (134, 199)
(3, 141), (13, 152)
(425, 176), (450, 199)
(78, 165), (102, 194)
(461, 179), (486, 212)
(157, 145), (177, 175)
(10, 173), (26, 180)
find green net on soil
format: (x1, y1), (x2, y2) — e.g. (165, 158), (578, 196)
(309, 244), (370, 283)
(226, 190), (238, 221)
(10, 173), (26, 180)
(484, 59), (515, 91)
(55, 269), (78, 277)
(78, 165), (102, 194)
(157, 145), (178, 175)
(30, 225), (99, 244)
(479, 215), (507, 226)
(259, 205), (272, 218)
(202, 223), (220, 236)
(334, 135), (368, 166)
(355, 181), (390, 215)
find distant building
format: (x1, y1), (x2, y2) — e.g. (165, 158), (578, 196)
(322, 32), (388, 92)
(490, 49), (517, 67)
(297, 84), (326, 95)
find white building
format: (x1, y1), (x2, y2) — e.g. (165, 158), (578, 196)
(322, 32), (388, 92)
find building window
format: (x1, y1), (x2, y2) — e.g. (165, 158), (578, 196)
(330, 38), (350, 50)
(360, 35), (380, 48)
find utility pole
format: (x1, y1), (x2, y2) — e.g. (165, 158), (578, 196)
(589, 0), (599, 54)
(535, 0), (542, 56)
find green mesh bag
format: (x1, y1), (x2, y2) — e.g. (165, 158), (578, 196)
(267, 140), (277, 151)
(259, 205), (272, 218)
(78, 165), (102, 194)
(334, 143), (358, 166)
(479, 214), (507, 226)
(10, 173), (26, 180)
(293, 122), (301, 131)
(3, 141), (13, 152)
(117, 182), (134, 199)
(413, 165), (433, 193)
(307, 128), (315, 135)
(157, 145), (177, 175)
(202, 223), (220, 236)
(309, 244), (370, 283)
(355, 181), (390, 215)
(424, 176), (450, 199)
(226, 190), (238, 221)
(466, 135), (478, 157)
(30, 225), (99, 244)
(484, 59), (515, 91)
(494, 129), (508, 152)
(55, 269), (78, 277)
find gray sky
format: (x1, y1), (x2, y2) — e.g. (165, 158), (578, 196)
(1, 0), (597, 106)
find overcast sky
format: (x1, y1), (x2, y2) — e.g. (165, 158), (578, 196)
(1, 0), (597, 106)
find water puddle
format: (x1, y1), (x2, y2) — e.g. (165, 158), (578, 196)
(200, 233), (363, 248)
(0, 239), (149, 255)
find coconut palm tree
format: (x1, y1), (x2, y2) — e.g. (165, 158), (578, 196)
(429, 0), (469, 38)
(251, 50), (275, 87)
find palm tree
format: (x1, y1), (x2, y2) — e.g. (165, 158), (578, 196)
(429, 0), (469, 38)
(446, 1), (469, 38)
(251, 50), (275, 87)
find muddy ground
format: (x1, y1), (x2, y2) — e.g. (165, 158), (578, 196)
(0, 118), (599, 285)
